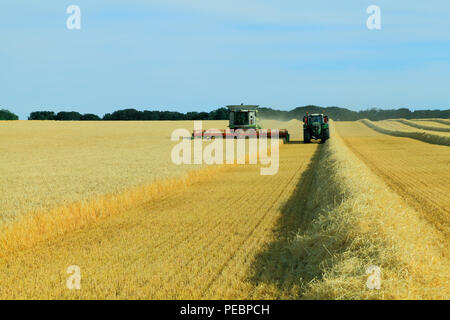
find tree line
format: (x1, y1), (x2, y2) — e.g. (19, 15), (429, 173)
(258, 106), (450, 121)
(0, 109), (19, 120)
(1, 106), (449, 121)
(27, 108), (230, 121)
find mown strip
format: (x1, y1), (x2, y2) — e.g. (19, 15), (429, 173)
(0, 143), (318, 299)
(0, 165), (235, 257)
(395, 119), (450, 133)
(416, 119), (450, 126)
(360, 119), (450, 146)
(249, 124), (449, 299)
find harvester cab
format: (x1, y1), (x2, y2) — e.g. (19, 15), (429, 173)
(192, 104), (290, 142)
(227, 105), (261, 130)
(303, 113), (329, 143)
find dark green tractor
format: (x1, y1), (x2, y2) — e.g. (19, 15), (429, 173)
(303, 113), (330, 143)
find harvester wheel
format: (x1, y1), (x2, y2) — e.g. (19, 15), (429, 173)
(283, 133), (290, 144)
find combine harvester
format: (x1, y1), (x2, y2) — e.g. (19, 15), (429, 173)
(192, 105), (290, 143)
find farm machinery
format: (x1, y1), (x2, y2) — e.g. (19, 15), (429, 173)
(303, 113), (329, 143)
(192, 105), (290, 142)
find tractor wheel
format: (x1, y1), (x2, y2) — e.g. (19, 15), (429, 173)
(303, 130), (310, 143)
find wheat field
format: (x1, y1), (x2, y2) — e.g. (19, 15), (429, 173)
(413, 119), (450, 126)
(369, 119), (450, 136)
(396, 119), (450, 132)
(0, 119), (448, 299)
(0, 120), (300, 226)
(361, 119), (450, 146)
(0, 120), (222, 225)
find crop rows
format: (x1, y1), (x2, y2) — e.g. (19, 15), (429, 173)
(360, 119), (450, 146)
(0, 119), (448, 299)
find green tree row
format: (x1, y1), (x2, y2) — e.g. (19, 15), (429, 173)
(0, 109), (19, 120)
(258, 106), (450, 121)
(2, 106), (448, 121)
(28, 111), (101, 120)
(28, 108), (230, 121)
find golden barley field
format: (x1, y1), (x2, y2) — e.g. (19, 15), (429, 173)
(0, 119), (300, 226)
(0, 119), (448, 299)
(397, 119), (450, 132)
(0, 120), (222, 225)
(413, 119), (450, 126)
(376, 120), (450, 136)
(361, 119), (450, 146)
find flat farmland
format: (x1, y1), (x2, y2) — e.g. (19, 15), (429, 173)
(0, 120), (300, 226)
(372, 120), (450, 137)
(0, 119), (448, 299)
(0, 121), (220, 224)
(336, 121), (449, 234)
(408, 120), (450, 129)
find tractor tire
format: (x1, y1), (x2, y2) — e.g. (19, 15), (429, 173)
(304, 131), (311, 143)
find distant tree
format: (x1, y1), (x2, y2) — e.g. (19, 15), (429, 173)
(186, 112), (201, 120)
(0, 109), (19, 120)
(54, 111), (82, 121)
(158, 111), (186, 120)
(142, 110), (160, 120)
(80, 113), (101, 121)
(78, 106), (450, 122)
(28, 111), (56, 120)
(208, 107), (229, 120)
(197, 112), (209, 120)
(107, 109), (141, 120)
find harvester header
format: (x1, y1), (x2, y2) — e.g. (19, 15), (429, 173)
(192, 104), (290, 142)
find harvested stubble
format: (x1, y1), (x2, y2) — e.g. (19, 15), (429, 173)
(249, 123), (449, 299)
(414, 119), (450, 126)
(0, 120), (447, 299)
(0, 132), (320, 299)
(395, 119), (450, 133)
(335, 121), (450, 235)
(0, 119), (294, 226)
(0, 120), (220, 225)
(360, 119), (450, 146)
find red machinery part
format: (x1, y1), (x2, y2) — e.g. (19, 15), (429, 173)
(192, 129), (289, 139)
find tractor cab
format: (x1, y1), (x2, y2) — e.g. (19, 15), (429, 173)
(303, 113), (328, 125)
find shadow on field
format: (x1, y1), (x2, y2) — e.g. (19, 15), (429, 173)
(285, 139), (324, 145)
(249, 143), (342, 298)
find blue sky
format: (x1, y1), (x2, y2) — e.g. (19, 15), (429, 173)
(1, 1), (449, 119)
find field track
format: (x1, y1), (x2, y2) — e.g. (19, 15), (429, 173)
(335, 121), (450, 235)
(0, 142), (319, 299)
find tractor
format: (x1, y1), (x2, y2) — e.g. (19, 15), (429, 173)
(303, 113), (329, 143)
